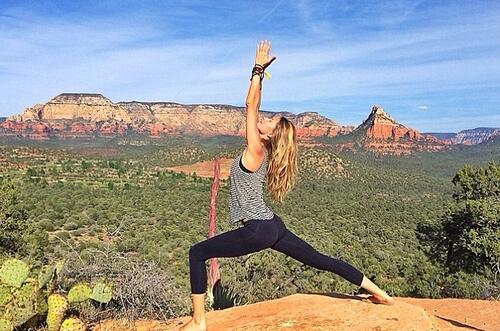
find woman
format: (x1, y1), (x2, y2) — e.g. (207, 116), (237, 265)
(180, 40), (394, 331)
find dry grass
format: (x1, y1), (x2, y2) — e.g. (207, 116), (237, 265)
(60, 250), (191, 328)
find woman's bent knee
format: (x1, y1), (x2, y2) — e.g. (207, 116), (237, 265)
(189, 243), (204, 261)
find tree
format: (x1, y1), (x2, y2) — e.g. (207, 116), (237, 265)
(438, 162), (499, 276)
(0, 180), (48, 259)
(0, 180), (26, 253)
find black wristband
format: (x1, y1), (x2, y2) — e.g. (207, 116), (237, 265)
(250, 65), (264, 82)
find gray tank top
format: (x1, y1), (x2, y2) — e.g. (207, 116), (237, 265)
(228, 148), (275, 225)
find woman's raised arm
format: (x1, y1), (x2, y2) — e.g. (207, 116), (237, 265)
(244, 40), (276, 158)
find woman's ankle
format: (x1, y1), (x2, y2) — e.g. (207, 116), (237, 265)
(193, 315), (206, 324)
(360, 276), (388, 297)
(189, 292), (207, 324)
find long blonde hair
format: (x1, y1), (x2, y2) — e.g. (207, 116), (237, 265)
(266, 116), (298, 203)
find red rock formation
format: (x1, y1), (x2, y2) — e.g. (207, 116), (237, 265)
(30, 122), (50, 136)
(0, 93), (351, 140)
(99, 121), (129, 136)
(0, 119), (51, 140)
(335, 105), (449, 154)
(355, 105), (437, 143)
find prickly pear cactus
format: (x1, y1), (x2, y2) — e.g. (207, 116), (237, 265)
(60, 316), (86, 331)
(34, 292), (50, 316)
(4, 279), (39, 327)
(0, 258), (100, 330)
(90, 279), (112, 303)
(0, 319), (13, 331)
(46, 293), (68, 331)
(37, 264), (56, 289)
(0, 259), (30, 288)
(0, 284), (13, 306)
(47, 259), (65, 294)
(67, 283), (91, 303)
(54, 259), (65, 277)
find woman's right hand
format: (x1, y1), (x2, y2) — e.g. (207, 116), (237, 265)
(255, 40), (276, 69)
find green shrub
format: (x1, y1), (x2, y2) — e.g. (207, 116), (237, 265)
(38, 219), (55, 232)
(442, 272), (490, 298)
(63, 222), (79, 231)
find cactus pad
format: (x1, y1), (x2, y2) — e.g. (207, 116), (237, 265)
(0, 319), (13, 331)
(54, 259), (65, 277)
(38, 264), (56, 289)
(9, 280), (39, 326)
(0, 285), (13, 306)
(60, 316), (86, 331)
(35, 290), (48, 314)
(0, 259), (30, 288)
(47, 293), (68, 331)
(13, 279), (38, 300)
(90, 280), (112, 303)
(68, 283), (92, 303)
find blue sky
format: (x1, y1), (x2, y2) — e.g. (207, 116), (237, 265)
(1, 0), (499, 132)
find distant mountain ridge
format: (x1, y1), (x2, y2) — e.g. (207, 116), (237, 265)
(0, 93), (353, 140)
(423, 132), (456, 141)
(425, 127), (500, 145)
(1, 93), (497, 154)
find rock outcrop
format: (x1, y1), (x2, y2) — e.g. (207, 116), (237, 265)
(354, 105), (437, 142)
(0, 93), (350, 140)
(482, 131), (500, 144)
(425, 128), (500, 145)
(91, 293), (499, 331)
(456, 128), (497, 145)
(335, 105), (449, 155)
(453, 128), (500, 144)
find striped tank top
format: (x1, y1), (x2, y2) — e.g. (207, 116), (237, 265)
(228, 147), (275, 225)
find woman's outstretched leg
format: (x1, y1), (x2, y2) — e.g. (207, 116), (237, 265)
(270, 227), (394, 305)
(270, 228), (364, 285)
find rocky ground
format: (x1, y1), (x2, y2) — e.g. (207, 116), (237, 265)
(92, 293), (499, 331)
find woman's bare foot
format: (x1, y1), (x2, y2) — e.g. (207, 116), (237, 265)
(178, 316), (207, 331)
(368, 292), (395, 305)
(359, 276), (395, 306)
(179, 293), (207, 330)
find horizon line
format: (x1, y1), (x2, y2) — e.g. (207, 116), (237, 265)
(0, 92), (499, 134)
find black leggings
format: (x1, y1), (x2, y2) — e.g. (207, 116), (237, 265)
(188, 213), (364, 294)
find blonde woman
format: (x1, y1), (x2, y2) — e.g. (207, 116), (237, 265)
(180, 40), (394, 331)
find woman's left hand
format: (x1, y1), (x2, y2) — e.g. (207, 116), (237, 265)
(255, 40), (276, 69)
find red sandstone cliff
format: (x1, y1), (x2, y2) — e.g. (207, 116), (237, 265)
(355, 105), (439, 142)
(0, 93), (351, 140)
(0, 95), (457, 154)
(335, 105), (450, 155)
